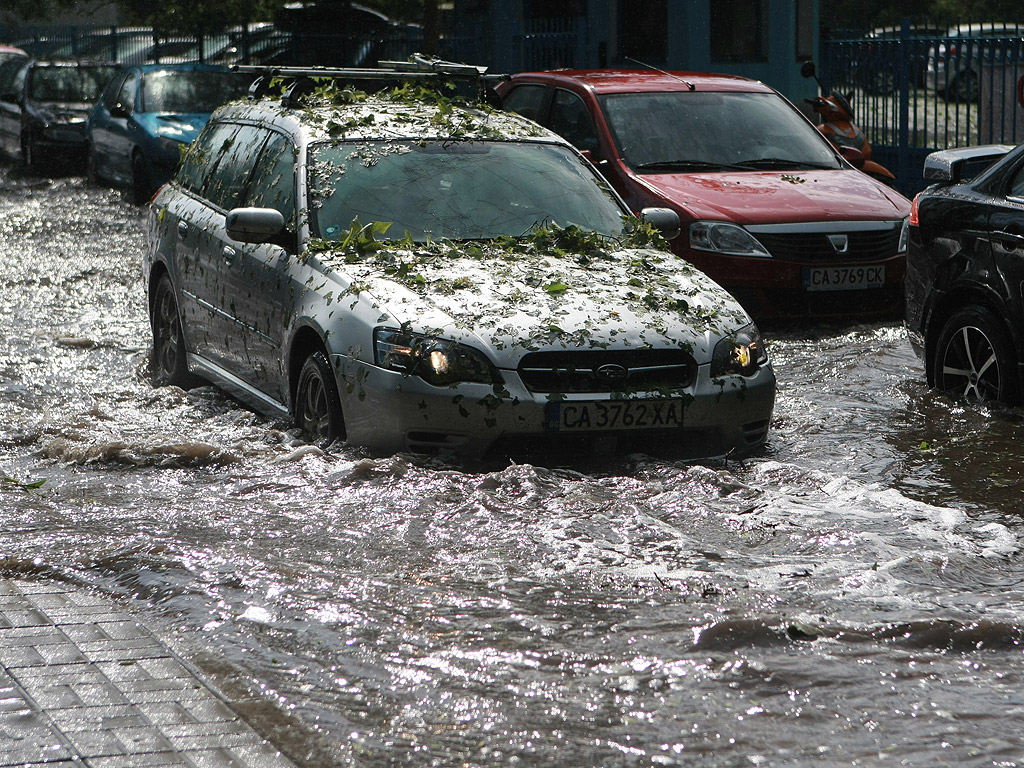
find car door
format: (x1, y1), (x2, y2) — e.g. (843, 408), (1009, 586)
(987, 161), (1024, 299)
(90, 69), (135, 184)
(224, 130), (298, 400)
(164, 119), (240, 368)
(192, 123), (275, 379)
(0, 59), (28, 157)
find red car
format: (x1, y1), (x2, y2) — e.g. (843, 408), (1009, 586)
(497, 70), (911, 321)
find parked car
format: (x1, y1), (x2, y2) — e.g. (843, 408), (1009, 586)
(0, 59), (119, 170)
(904, 143), (1024, 403)
(144, 63), (776, 462)
(87, 63), (251, 202)
(497, 70), (912, 321)
(0, 44), (27, 65)
(925, 23), (1024, 102)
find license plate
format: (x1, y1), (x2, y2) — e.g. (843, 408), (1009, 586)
(803, 264), (885, 291)
(546, 399), (685, 432)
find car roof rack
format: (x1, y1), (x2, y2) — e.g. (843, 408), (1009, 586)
(234, 54), (507, 107)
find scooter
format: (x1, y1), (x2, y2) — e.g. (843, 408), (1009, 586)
(800, 61), (896, 186)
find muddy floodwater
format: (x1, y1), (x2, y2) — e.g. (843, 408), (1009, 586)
(2, 169), (1024, 767)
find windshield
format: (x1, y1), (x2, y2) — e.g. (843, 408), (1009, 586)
(309, 140), (629, 242)
(600, 91), (842, 172)
(29, 65), (117, 103)
(141, 70), (251, 113)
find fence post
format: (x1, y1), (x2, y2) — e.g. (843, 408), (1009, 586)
(897, 18), (911, 191)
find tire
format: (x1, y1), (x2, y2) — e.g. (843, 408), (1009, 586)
(86, 144), (100, 185)
(150, 273), (192, 387)
(21, 134), (37, 172)
(130, 152), (152, 205)
(295, 350), (345, 446)
(932, 306), (1019, 404)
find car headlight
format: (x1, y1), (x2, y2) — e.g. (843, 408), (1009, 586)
(374, 328), (498, 386)
(711, 324), (769, 378)
(690, 221), (771, 257)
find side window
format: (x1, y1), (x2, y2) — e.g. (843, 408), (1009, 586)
(1009, 163), (1024, 199)
(176, 122), (238, 194)
(549, 89), (600, 153)
(116, 71), (138, 113)
(202, 125), (270, 211)
(502, 84), (547, 122)
(244, 132), (296, 230)
(101, 71), (128, 110)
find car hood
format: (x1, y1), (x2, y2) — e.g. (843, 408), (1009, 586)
(136, 112), (210, 144)
(634, 168), (910, 224)
(320, 236), (754, 367)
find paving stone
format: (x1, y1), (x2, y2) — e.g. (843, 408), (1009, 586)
(0, 580), (296, 767)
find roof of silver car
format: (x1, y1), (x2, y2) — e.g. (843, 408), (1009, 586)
(227, 55), (555, 144)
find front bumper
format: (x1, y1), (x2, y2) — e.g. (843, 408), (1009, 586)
(334, 356), (776, 462)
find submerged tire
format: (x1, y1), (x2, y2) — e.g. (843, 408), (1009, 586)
(130, 152), (152, 205)
(295, 350), (345, 446)
(932, 306), (1019, 404)
(150, 273), (192, 387)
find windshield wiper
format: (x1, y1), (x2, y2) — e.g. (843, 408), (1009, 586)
(635, 159), (748, 172)
(733, 158), (837, 170)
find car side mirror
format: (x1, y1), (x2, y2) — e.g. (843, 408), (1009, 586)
(110, 102), (130, 118)
(640, 207), (681, 241)
(226, 207), (285, 243)
(840, 145), (866, 169)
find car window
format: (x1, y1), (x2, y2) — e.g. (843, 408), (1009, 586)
(116, 70), (138, 112)
(101, 70), (129, 110)
(600, 90), (841, 170)
(1009, 164), (1024, 199)
(141, 69), (250, 114)
(502, 83), (547, 121)
(201, 124), (270, 211)
(309, 140), (628, 242)
(550, 89), (600, 153)
(244, 131), (296, 229)
(29, 64), (117, 103)
(0, 57), (28, 96)
(176, 121), (238, 194)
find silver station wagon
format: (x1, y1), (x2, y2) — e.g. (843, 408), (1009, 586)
(144, 59), (776, 462)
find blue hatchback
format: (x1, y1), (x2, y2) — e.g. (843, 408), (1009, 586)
(87, 63), (251, 202)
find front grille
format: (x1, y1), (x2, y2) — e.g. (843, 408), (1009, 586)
(753, 227), (902, 263)
(518, 349), (697, 393)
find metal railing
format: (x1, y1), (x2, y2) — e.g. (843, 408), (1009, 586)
(823, 21), (1024, 196)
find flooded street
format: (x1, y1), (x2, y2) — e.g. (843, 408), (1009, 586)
(2, 167), (1024, 767)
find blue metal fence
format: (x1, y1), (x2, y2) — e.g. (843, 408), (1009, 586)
(823, 20), (1024, 197)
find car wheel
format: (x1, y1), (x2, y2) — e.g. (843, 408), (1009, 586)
(130, 152), (152, 204)
(21, 134), (37, 172)
(295, 350), (345, 445)
(150, 273), (192, 387)
(86, 144), (100, 185)
(932, 306), (1019, 404)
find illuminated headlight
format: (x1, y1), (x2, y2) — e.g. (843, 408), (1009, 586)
(690, 221), (771, 257)
(897, 217), (909, 253)
(711, 324), (769, 378)
(374, 328), (498, 386)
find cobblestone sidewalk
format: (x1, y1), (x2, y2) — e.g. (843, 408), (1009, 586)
(0, 579), (295, 767)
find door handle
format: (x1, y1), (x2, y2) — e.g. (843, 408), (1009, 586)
(176, 220), (188, 239)
(222, 245), (236, 264)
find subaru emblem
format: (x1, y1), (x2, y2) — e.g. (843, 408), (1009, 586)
(596, 363), (628, 385)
